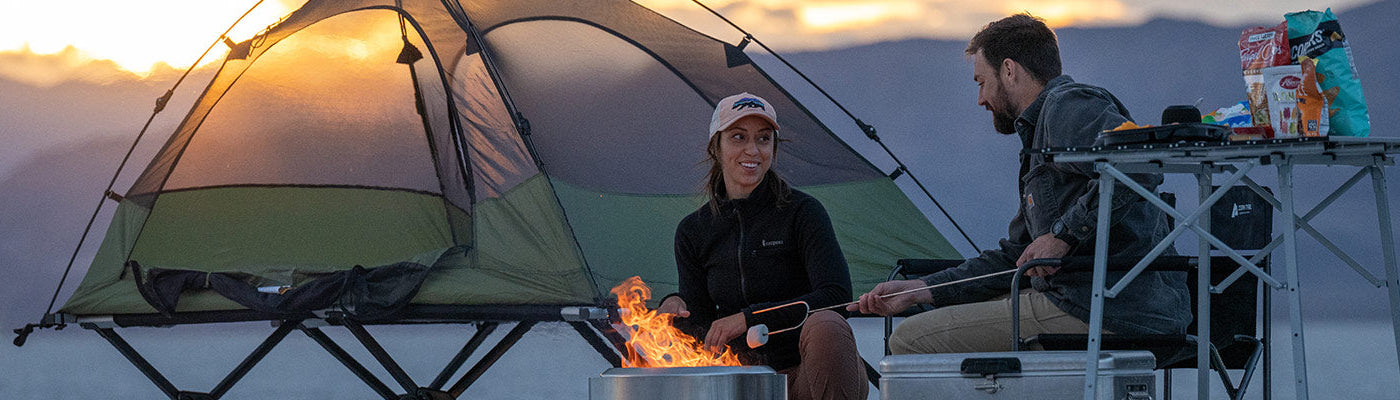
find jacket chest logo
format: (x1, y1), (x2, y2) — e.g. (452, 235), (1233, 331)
(761, 240), (784, 247)
(1025, 193), (1035, 208)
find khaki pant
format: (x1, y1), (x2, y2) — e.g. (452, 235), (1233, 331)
(889, 290), (1094, 354)
(778, 310), (869, 400)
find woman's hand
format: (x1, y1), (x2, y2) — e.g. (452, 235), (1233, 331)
(847, 279), (929, 316)
(656, 296), (690, 318)
(703, 313), (747, 353)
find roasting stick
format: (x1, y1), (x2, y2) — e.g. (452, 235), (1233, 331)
(745, 268), (1019, 347)
(816, 268), (1019, 313)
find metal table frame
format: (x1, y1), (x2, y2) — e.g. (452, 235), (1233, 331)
(1040, 137), (1400, 400)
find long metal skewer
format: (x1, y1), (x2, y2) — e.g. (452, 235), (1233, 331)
(744, 268), (1020, 347)
(811, 268), (1019, 313)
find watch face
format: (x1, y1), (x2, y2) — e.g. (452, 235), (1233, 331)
(1051, 221), (1064, 234)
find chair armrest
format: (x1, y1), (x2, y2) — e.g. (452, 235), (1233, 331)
(1054, 255), (1197, 273)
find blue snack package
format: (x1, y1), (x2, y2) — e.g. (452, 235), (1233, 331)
(1203, 101), (1254, 128)
(1286, 9), (1370, 137)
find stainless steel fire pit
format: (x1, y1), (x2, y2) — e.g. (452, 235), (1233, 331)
(589, 366), (786, 400)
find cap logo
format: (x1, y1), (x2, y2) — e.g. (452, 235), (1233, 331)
(731, 97), (766, 111)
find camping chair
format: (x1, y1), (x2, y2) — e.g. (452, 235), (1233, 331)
(882, 187), (1271, 400)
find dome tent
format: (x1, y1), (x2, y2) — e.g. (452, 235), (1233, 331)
(24, 0), (960, 397)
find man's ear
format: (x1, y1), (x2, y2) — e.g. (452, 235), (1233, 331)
(1001, 58), (1020, 85)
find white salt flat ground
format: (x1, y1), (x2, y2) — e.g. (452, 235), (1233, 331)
(2, 318), (1397, 399)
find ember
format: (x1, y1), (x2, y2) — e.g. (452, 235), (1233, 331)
(610, 276), (742, 367)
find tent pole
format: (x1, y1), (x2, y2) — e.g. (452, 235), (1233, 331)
(429, 322), (500, 389)
(93, 328), (180, 399)
(300, 326), (397, 400)
(447, 321), (535, 397)
(207, 320), (300, 398)
(569, 321), (622, 367)
(340, 318), (420, 394)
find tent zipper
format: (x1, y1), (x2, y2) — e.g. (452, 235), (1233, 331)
(735, 208), (749, 305)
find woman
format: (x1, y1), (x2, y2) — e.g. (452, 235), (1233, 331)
(657, 92), (868, 400)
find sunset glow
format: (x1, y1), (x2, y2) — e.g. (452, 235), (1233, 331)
(0, 0), (1382, 85)
(1006, 0), (1129, 27)
(0, 0), (296, 76)
(800, 2), (922, 31)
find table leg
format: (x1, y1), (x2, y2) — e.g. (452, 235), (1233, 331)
(1279, 161), (1310, 400)
(1195, 171), (1213, 400)
(1370, 164), (1400, 376)
(1083, 163), (1113, 400)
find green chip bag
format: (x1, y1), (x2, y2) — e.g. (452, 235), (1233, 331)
(1287, 8), (1370, 137)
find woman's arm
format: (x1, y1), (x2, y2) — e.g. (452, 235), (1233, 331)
(674, 217), (718, 328)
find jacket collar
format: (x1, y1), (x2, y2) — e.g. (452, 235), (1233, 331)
(1015, 75), (1074, 149)
(717, 174), (775, 215)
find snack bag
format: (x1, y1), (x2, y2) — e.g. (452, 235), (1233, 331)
(1287, 9), (1369, 136)
(1239, 22), (1290, 128)
(1296, 58), (1330, 136)
(1262, 65), (1302, 138)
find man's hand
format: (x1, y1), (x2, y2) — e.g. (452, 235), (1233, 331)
(704, 313), (747, 352)
(657, 296), (690, 318)
(1017, 233), (1071, 276)
(846, 279), (931, 316)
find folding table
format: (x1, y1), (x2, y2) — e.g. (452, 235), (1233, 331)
(1038, 136), (1400, 400)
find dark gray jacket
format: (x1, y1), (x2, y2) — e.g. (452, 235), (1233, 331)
(673, 179), (852, 370)
(921, 75), (1192, 335)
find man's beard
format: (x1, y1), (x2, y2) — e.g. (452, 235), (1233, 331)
(992, 108), (1017, 134)
(989, 83), (1018, 134)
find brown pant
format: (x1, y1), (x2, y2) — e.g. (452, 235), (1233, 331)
(778, 310), (869, 400)
(889, 290), (1094, 354)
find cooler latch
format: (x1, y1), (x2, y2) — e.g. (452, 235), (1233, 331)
(962, 357), (1020, 394)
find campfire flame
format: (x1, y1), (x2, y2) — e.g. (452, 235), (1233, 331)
(610, 276), (742, 367)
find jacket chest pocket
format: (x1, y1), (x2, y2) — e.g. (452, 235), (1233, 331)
(748, 244), (797, 274)
(1021, 164), (1082, 234)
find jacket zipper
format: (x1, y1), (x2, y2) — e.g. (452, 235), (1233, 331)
(735, 208), (749, 305)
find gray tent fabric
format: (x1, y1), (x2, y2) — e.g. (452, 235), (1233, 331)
(58, 0), (960, 318)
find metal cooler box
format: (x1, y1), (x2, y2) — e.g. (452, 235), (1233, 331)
(879, 351), (1155, 400)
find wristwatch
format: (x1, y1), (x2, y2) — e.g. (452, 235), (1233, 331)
(1051, 220), (1079, 248)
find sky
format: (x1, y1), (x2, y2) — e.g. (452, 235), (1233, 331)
(0, 0), (1380, 86)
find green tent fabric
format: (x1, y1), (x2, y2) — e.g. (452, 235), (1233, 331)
(59, 0), (960, 317)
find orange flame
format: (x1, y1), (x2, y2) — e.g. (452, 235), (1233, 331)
(610, 276), (742, 367)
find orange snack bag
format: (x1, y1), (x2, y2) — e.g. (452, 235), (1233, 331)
(1296, 57), (1329, 137)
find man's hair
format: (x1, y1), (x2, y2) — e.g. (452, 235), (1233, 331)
(966, 14), (1061, 85)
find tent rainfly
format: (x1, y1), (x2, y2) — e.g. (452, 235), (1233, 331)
(18, 0), (961, 398)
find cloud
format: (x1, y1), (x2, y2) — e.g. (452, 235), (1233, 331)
(636, 0), (1381, 51)
(1, 0), (1382, 86)
(0, 46), (157, 87)
(0, 0), (297, 77)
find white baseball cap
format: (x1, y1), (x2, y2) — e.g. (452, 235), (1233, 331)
(709, 92), (779, 137)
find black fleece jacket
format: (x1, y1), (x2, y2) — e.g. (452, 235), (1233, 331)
(671, 178), (852, 370)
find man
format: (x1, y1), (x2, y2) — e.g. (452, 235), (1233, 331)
(849, 14), (1191, 354)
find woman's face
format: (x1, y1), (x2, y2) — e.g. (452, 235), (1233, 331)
(718, 115), (776, 199)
